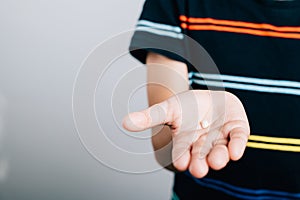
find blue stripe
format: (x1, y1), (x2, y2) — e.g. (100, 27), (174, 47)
(185, 171), (300, 199)
(137, 20), (182, 33)
(191, 79), (300, 96)
(189, 72), (300, 88)
(188, 72), (300, 96)
(136, 20), (184, 39)
(135, 27), (184, 39)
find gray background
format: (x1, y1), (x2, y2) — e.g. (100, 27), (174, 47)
(0, 0), (174, 199)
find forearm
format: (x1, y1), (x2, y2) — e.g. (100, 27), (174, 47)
(146, 52), (189, 171)
(152, 126), (178, 171)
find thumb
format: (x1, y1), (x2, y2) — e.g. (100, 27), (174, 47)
(122, 101), (171, 132)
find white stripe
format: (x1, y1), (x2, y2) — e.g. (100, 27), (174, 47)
(191, 72), (300, 88)
(137, 20), (182, 33)
(192, 79), (300, 96)
(135, 26), (184, 39)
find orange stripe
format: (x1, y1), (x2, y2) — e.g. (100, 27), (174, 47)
(181, 24), (300, 39)
(180, 15), (300, 33)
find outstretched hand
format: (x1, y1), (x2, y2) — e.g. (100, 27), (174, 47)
(122, 90), (250, 178)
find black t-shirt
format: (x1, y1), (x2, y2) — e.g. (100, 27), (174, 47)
(129, 0), (300, 199)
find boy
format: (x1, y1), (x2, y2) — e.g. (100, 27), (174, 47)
(123, 0), (300, 199)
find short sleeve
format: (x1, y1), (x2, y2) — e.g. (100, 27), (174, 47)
(129, 0), (186, 64)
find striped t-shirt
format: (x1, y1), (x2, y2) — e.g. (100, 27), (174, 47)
(129, 0), (300, 199)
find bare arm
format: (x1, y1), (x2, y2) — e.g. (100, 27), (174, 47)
(123, 53), (250, 178)
(146, 52), (189, 171)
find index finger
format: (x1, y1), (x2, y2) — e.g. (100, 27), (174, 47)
(122, 100), (172, 132)
(228, 126), (250, 161)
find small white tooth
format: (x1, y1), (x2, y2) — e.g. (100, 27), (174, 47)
(200, 120), (209, 129)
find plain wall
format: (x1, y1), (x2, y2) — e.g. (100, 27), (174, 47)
(0, 0), (174, 199)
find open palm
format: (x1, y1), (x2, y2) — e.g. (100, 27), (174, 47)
(123, 90), (250, 178)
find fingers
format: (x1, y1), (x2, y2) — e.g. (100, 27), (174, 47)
(172, 131), (199, 171)
(188, 120), (248, 178)
(207, 141), (229, 170)
(189, 129), (230, 178)
(221, 120), (250, 161)
(189, 134), (209, 178)
(228, 127), (249, 160)
(122, 90), (213, 133)
(122, 100), (171, 132)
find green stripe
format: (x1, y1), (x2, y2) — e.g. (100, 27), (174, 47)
(171, 191), (180, 200)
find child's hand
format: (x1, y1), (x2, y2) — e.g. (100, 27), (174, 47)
(122, 90), (250, 178)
